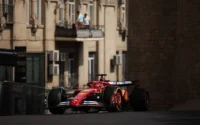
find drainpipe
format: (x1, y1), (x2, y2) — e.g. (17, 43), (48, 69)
(44, 1), (47, 89)
(103, 0), (107, 74)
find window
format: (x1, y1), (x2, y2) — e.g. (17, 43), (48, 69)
(26, 0), (41, 25)
(26, 54), (44, 115)
(1, 0), (14, 23)
(88, 0), (93, 25)
(69, 0), (75, 25)
(121, 7), (125, 24)
(26, 54), (44, 84)
(88, 52), (96, 81)
(26, 0), (30, 24)
(35, 0), (41, 24)
(119, 0), (126, 27)
(59, 0), (64, 24)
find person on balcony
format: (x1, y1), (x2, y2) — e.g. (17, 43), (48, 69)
(83, 13), (90, 29)
(76, 11), (84, 29)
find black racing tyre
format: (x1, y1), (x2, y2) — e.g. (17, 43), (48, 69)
(48, 88), (66, 114)
(130, 88), (150, 111)
(82, 107), (90, 113)
(103, 87), (123, 112)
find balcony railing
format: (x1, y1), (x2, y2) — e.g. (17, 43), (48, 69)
(0, 4), (14, 24)
(55, 24), (104, 38)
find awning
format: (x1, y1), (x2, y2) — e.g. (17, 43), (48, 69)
(0, 49), (17, 66)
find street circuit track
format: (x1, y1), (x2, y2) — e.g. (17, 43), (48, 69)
(1, 111), (200, 125)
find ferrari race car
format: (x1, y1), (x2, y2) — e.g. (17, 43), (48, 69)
(47, 74), (150, 114)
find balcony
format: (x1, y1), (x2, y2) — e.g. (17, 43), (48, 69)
(0, 4), (14, 24)
(55, 24), (104, 39)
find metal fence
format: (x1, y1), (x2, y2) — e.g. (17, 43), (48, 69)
(0, 81), (49, 116)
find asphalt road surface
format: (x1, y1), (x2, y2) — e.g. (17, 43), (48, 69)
(1, 111), (200, 125)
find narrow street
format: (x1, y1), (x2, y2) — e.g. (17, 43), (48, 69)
(1, 111), (200, 125)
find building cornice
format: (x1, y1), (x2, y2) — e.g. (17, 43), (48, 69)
(46, 0), (59, 3)
(79, 0), (90, 4)
(100, 0), (118, 7)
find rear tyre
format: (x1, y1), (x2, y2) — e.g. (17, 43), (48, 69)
(130, 88), (150, 111)
(48, 88), (66, 115)
(103, 87), (123, 112)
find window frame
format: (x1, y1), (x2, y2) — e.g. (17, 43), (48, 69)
(1, 0), (14, 23)
(59, 0), (65, 24)
(26, 53), (44, 84)
(88, 52), (96, 82)
(26, 0), (30, 25)
(121, 7), (125, 25)
(68, 0), (75, 25)
(35, 0), (41, 25)
(88, 0), (93, 26)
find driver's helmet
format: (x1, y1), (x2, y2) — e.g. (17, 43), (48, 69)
(100, 78), (105, 81)
(87, 82), (93, 87)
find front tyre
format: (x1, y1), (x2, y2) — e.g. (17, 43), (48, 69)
(47, 88), (66, 115)
(103, 87), (123, 112)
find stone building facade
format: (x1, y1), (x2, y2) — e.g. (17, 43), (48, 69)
(0, 0), (128, 89)
(127, 0), (200, 110)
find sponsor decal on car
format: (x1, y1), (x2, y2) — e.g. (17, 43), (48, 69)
(83, 101), (98, 105)
(59, 101), (70, 106)
(83, 89), (91, 92)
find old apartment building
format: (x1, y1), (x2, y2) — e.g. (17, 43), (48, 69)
(0, 0), (128, 90)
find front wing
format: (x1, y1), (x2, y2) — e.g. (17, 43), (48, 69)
(55, 100), (104, 108)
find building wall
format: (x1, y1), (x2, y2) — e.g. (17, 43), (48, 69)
(0, 0), (128, 89)
(127, 0), (200, 110)
(173, 0), (200, 105)
(54, 0), (128, 88)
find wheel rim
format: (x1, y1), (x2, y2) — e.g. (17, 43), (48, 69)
(110, 92), (121, 106)
(116, 92), (122, 107)
(110, 95), (116, 104)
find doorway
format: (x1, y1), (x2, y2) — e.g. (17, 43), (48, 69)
(26, 53), (45, 115)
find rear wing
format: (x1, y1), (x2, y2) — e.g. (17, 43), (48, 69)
(108, 80), (138, 87)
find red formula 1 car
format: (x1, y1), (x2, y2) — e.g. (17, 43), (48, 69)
(47, 74), (150, 114)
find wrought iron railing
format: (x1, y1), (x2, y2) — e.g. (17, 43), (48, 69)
(55, 24), (104, 38)
(56, 22), (104, 30)
(0, 4), (14, 23)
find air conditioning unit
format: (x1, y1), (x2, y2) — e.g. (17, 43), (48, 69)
(49, 50), (59, 62)
(113, 54), (123, 65)
(49, 64), (59, 75)
(60, 52), (66, 61)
